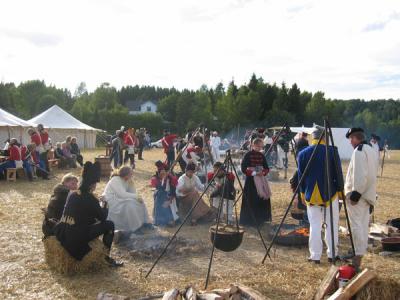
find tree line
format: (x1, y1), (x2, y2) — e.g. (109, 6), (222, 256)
(0, 75), (399, 147)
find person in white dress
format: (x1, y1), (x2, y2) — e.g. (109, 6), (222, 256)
(102, 166), (151, 234)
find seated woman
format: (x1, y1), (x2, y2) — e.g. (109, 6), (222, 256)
(54, 142), (68, 168)
(150, 161), (179, 226)
(70, 137), (84, 167)
(54, 162), (122, 267)
(42, 173), (79, 237)
(102, 166), (151, 234)
(62, 142), (77, 168)
(176, 163), (214, 225)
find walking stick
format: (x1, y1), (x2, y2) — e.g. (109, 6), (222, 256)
(326, 120), (356, 257)
(381, 143), (386, 177)
(262, 127), (326, 264)
(324, 120), (336, 264)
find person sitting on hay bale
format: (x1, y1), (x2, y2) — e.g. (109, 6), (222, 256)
(102, 166), (152, 235)
(42, 173), (79, 237)
(207, 162), (236, 224)
(150, 161), (180, 227)
(54, 161), (123, 267)
(176, 162), (215, 226)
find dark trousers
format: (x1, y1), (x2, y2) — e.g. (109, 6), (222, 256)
(39, 151), (49, 179)
(87, 220), (115, 251)
(138, 146), (144, 159)
(75, 154), (83, 166)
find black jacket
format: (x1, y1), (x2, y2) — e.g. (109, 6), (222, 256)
(42, 184), (70, 236)
(54, 191), (108, 260)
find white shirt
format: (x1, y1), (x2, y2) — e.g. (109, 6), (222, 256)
(345, 143), (378, 205)
(176, 174), (204, 197)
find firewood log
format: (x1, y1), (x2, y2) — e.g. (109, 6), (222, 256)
(327, 269), (376, 300)
(162, 289), (180, 300)
(185, 286), (198, 300)
(236, 285), (266, 300)
(198, 293), (223, 300)
(211, 289), (230, 300)
(313, 265), (339, 300)
(229, 294), (242, 300)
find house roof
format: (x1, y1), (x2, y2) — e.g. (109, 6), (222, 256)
(126, 100), (157, 111)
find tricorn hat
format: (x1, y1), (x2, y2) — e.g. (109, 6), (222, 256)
(346, 127), (364, 139)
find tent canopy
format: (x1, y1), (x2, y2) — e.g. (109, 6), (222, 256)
(0, 107), (33, 127)
(28, 105), (102, 149)
(291, 126), (353, 160)
(28, 105), (100, 130)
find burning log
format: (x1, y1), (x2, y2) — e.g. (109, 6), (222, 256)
(279, 227), (310, 237)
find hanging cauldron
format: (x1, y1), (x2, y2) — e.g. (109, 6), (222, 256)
(209, 224), (244, 252)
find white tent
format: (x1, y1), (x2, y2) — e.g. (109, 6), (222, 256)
(0, 107), (33, 147)
(291, 126), (353, 160)
(28, 105), (102, 149)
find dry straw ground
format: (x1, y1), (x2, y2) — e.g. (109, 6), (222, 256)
(0, 148), (399, 299)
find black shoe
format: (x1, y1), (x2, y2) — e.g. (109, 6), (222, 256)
(105, 256), (124, 267)
(308, 258), (320, 264)
(328, 256), (341, 263)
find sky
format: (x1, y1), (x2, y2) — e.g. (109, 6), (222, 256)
(0, 0), (399, 100)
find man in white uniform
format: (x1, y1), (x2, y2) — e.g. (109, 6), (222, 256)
(345, 128), (378, 270)
(210, 131), (221, 162)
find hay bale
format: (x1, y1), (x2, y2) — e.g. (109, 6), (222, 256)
(43, 236), (108, 275)
(356, 278), (400, 300)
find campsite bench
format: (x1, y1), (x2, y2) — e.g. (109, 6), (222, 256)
(6, 168), (17, 181)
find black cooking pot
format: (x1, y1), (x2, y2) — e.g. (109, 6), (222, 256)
(291, 211), (304, 221)
(381, 237), (400, 252)
(209, 224), (244, 252)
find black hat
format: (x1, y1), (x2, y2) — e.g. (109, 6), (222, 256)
(155, 160), (168, 172)
(80, 161), (101, 192)
(186, 162), (196, 172)
(346, 127), (364, 139)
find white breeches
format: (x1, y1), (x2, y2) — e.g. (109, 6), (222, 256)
(307, 199), (339, 260)
(212, 197), (233, 222)
(347, 198), (370, 256)
(212, 146), (220, 162)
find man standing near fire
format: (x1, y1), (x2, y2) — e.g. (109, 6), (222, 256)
(297, 125), (342, 264)
(345, 128), (378, 270)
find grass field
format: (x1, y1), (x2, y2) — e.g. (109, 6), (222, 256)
(0, 148), (399, 299)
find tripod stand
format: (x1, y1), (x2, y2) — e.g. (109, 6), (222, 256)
(145, 150), (271, 289)
(262, 119), (355, 264)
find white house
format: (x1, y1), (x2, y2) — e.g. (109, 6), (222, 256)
(126, 100), (158, 115)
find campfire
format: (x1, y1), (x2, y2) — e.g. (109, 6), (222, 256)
(118, 231), (206, 259)
(280, 227), (309, 237)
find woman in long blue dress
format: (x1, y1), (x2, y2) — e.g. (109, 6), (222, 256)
(150, 161), (179, 226)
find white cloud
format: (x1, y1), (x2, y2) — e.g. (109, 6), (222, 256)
(0, 0), (399, 100)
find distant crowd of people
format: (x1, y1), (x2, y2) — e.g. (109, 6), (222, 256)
(0, 124), (84, 180)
